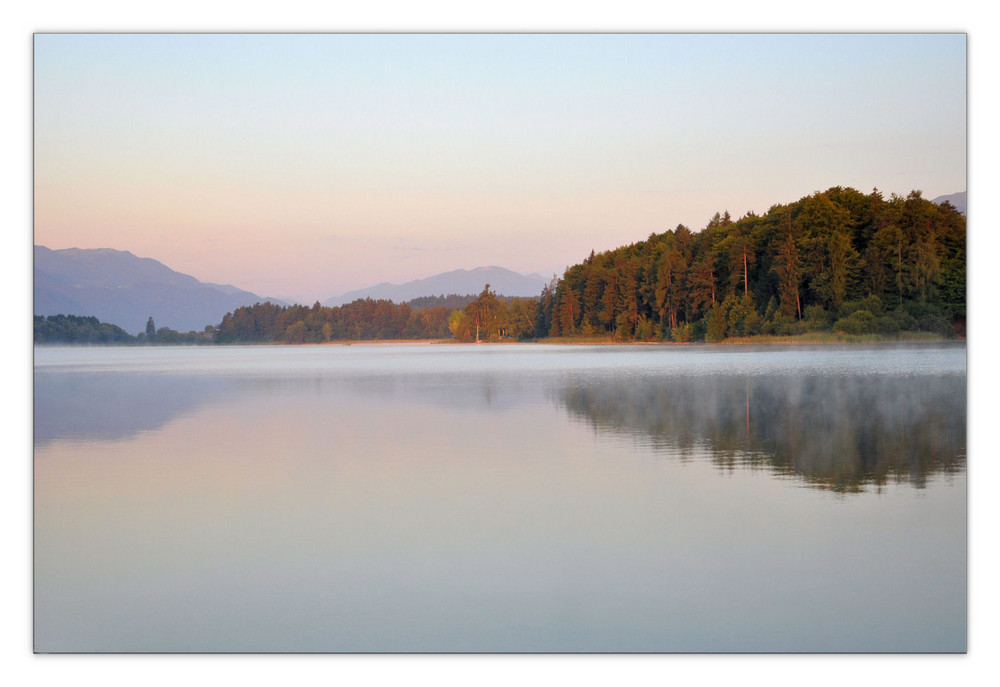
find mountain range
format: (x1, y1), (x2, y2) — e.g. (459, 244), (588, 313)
(34, 246), (551, 334)
(34, 246), (287, 334)
(322, 266), (550, 307)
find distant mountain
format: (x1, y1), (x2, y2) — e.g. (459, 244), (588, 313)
(932, 191), (966, 215)
(323, 266), (548, 307)
(34, 246), (287, 334)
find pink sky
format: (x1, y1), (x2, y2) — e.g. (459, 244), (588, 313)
(33, 34), (966, 304)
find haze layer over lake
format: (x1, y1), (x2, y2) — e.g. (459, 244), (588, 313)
(34, 343), (967, 652)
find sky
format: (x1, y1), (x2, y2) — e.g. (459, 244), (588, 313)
(32, 33), (966, 304)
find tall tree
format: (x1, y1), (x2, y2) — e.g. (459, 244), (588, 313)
(557, 285), (581, 335)
(654, 238), (686, 330)
(607, 256), (640, 338)
(688, 252), (717, 320)
(463, 284), (502, 341)
(772, 209), (803, 318)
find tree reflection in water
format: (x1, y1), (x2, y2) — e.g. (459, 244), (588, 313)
(557, 373), (966, 492)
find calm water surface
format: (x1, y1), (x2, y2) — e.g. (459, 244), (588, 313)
(34, 342), (967, 652)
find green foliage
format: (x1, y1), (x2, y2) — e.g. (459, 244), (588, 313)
(185, 186), (968, 346)
(803, 305), (833, 332)
(408, 306), (452, 339)
(34, 314), (136, 344)
(771, 314), (807, 336)
(877, 308), (918, 334)
(461, 285), (503, 341)
(725, 293), (761, 337)
(838, 295), (884, 319)
(902, 301), (955, 338)
(211, 284), (543, 345)
(41, 186), (968, 347)
(536, 186), (963, 342)
(506, 298), (538, 340)
(217, 298), (418, 343)
(535, 278), (557, 338)
(34, 314), (215, 345)
(833, 310), (877, 335)
(705, 305), (728, 343)
(284, 320), (307, 344)
(406, 294), (476, 311)
(448, 309), (470, 341)
(670, 323), (693, 343)
(831, 302), (954, 338)
(635, 314), (660, 342)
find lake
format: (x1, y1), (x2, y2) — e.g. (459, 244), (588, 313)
(33, 342), (967, 653)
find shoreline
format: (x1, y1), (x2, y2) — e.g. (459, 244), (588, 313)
(327, 332), (961, 347)
(320, 339), (447, 346)
(530, 331), (959, 346)
(34, 332), (962, 348)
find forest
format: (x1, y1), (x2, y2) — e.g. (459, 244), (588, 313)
(33, 314), (213, 344)
(33, 314), (136, 344)
(211, 187), (965, 344)
(34, 187), (965, 345)
(212, 291), (540, 343)
(538, 186), (965, 342)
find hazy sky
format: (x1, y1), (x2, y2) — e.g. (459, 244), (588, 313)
(33, 33), (966, 303)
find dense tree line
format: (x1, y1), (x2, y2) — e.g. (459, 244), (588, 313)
(34, 314), (213, 344)
(214, 289), (543, 344)
(36, 186), (965, 346)
(446, 286), (539, 342)
(34, 314), (135, 344)
(214, 299), (452, 343)
(406, 294), (477, 311)
(406, 293), (535, 312)
(539, 187), (965, 341)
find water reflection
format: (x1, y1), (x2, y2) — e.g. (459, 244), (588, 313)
(557, 373), (966, 492)
(33, 344), (967, 652)
(33, 373), (237, 446)
(35, 348), (967, 494)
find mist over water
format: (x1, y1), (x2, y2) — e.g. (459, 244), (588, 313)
(33, 342), (966, 652)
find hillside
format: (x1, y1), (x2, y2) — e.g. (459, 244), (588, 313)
(538, 187), (965, 342)
(34, 246), (287, 334)
(324, 266), (547, 307)
(932, 191), (966, 215)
